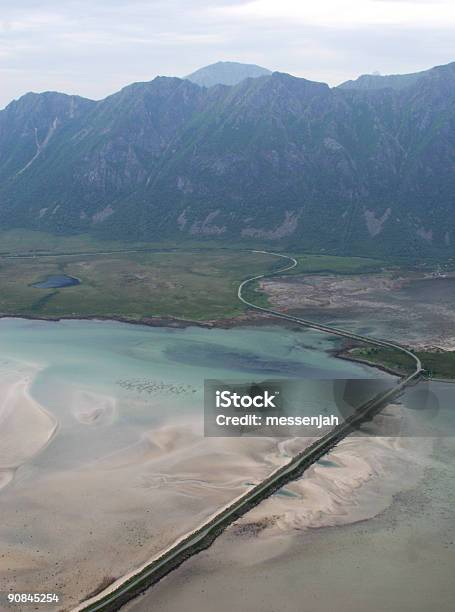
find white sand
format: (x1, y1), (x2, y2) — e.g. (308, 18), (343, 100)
(230, 432), (430, 541)
(0, 470), (13, 491)
(125, 432), (454, 612)
(0, 369), (430, 612)
(71, 389), (117, 425)
(0, 406), (309, 611)
(0, 369), (57, 473)
(72, 408), (427, 610)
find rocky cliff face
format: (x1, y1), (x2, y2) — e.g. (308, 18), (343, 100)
(1, 62), (455, 257)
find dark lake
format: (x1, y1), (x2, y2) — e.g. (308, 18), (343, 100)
(32, 274), (80, 289)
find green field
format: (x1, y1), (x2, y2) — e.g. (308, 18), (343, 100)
(0, 249), (284, 321)
(0, 229), (238, 256)
(289, 254), (387, 275)
(348, 346), (455, 379)
(0, 230), (396, 322)
(0, 229), (131, 255)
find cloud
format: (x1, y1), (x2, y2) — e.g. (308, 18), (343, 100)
(215, 0), (455, 28)
(1, 0), (454, 108)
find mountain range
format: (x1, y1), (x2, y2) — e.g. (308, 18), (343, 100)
(1, 60), (455, 258)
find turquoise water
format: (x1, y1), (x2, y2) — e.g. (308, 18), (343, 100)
(0, 317), (383, 468)
(0, 318), (395, 606)
(0, 317), (378, 396)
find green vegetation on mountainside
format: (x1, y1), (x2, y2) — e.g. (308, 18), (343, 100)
(1, 63), (455, 258)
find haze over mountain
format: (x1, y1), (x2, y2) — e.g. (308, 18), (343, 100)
(338, 63), (445, 91)
(185, 61), (272, 87)
(1, 60), (455, 258)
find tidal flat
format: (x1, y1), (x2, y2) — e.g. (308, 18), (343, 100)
(0, 318), (378, 610)
(125, 383), (455, 612)
(262, 271), (455, 350)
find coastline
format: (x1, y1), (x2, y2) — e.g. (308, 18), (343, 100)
(333, 347), (406, 377)
(0, 310), (271, 330)
(0, 314), (421, 610)
(0, 312), (405, 378)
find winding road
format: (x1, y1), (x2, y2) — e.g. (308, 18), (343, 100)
(240, 250), (422, 373)
(74, 250), (423, 612)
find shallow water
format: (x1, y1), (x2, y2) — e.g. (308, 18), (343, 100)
(125, 381), (455, 612)
(0, 318), (380, 609)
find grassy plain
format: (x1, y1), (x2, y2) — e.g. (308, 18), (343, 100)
(0, 230), (394, 322)
(0, 229), (129, 254)
(348, 346), (455, 379)
(289, 254), (387, 275)
(0, 249), (281, 321)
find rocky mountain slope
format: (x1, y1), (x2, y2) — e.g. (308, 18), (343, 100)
(1, 61), (455, 257)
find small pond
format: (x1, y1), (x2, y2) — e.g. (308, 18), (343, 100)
(32, 274), (80, 289)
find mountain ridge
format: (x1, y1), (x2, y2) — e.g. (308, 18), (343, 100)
(338, 61), (455, 91)
(1, 61), (455, 258)
(184, 61), (272, 87)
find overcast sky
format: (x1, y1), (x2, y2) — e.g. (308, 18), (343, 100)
(1, 0), (454, 108)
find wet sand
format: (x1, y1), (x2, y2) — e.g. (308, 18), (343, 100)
(0, 319), (379, 611)
(120, 274), (455, 612)
(262, 272), (455, 350)
(2, 316), (452, 612)
(0, 400), (304, 610)
(123, 376), (455, 612)
(0, 364), (57, 488)
(125, 430), (455, 612)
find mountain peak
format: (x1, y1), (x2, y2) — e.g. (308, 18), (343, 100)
(184, 61), (272, 88)
(338, 71), (425, 91)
